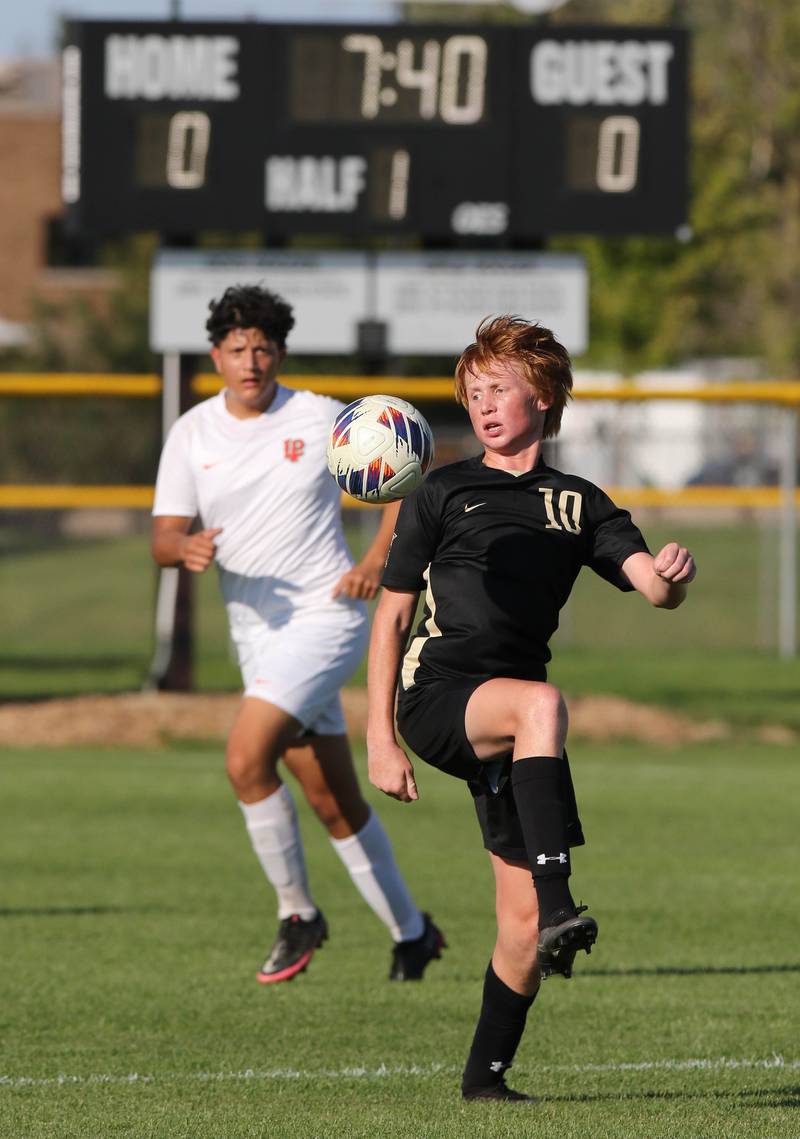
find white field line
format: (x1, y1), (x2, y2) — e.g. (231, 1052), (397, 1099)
(1, 1056), (797, 1091)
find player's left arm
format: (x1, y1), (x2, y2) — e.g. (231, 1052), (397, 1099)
(622, 543), (697, 608)
(333, 501), (402, 600)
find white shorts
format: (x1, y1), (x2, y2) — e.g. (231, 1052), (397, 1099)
(229, 601), (368, 735)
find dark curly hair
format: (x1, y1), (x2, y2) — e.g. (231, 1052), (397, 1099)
(205, 284), (295, 347)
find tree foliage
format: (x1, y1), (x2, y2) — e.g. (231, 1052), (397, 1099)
(411, 0), (800, 375)
(6, 2), (800, 377)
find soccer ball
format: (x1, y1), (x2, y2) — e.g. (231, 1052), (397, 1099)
(327, 395), (434, 504)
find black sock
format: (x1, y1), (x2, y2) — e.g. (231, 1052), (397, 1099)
(561, 749), (586, 848)
(534, 874), (575, 922)
(511, 756), (576, 928)
(461, 962), (537, 1093)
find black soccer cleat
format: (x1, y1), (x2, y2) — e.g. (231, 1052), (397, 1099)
(256, 910), (328, 984)
(389, 912), (446, 981)
(462, 1079), (535, 1103)
(537, 904), (598, 980)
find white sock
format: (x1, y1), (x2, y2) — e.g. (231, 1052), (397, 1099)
(239, 785), (317, 921)
(330, 809), (424, 943)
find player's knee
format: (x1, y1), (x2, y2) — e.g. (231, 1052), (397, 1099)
(517, 682), (567, 735)
(225, 742), (275, 798)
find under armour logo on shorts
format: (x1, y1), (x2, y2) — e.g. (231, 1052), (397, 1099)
(284, 439), (305, 462)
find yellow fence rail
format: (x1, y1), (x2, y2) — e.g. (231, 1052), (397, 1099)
(2, 484), (798, 511)
(0, 375), (162, 397)
(3, 371), (795, 655)
(2, 371), (798, 511)
(3, 373), (800, 405)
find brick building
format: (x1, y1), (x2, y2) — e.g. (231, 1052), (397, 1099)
(0, 57), (114, 349)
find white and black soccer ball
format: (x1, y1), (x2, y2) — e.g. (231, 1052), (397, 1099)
(327, 395), (434, 504)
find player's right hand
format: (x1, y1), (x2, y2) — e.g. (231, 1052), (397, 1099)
(368, 741), (419, 803)
(653, 541), (696, 584)
(181, 527), (223, 573)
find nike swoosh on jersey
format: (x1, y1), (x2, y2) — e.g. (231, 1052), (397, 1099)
(202, 461), (222, 470)
(464, 502), (487, 513)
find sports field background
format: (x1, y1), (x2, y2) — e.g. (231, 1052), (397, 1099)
(1, 507), (798, 1137)
(1, 738), (797, 1138)
(1, 517), (798, 726)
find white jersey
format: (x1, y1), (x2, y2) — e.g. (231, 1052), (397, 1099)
(152, 386), (357, 620)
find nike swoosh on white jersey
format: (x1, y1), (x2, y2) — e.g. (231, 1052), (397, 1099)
(464, 502), (486, 513)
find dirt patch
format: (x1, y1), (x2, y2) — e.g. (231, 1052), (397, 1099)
(0, 689), (792, 749)
(0, 692), (240, 749)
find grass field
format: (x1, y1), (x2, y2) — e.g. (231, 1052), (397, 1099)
(1, 523), (800, 728)
(1, 740), (797, 1138)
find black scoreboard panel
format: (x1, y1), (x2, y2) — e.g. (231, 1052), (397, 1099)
(62, 21), (688, 240)
(511, 31), (688, 235)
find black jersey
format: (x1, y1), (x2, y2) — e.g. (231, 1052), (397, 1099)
(382, 455), (650, 691)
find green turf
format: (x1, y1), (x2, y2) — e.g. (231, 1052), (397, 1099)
(3, 523), (799, 728)
(549, 647), (800, 730)
(0, 532), (237, 697)
(0, 741), (797, 1138)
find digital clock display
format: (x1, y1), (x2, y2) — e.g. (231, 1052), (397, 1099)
(62, 20), (688, 240)
(290, 32), (489, 125)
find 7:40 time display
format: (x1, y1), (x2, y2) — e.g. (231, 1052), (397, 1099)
(62, 21), (688, 240)
(292, 32), (489, 124)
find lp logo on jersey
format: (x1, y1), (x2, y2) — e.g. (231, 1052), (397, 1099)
(283, 439), (305, 462)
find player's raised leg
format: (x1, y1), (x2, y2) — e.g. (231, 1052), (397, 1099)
(283, 733), (446, 979)
(465, 678), (597, 978)
(226, 697), (327, 984)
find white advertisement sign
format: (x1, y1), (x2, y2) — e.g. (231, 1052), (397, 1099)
(150, 249), (587, 356)
(150, 250), (369, 354)
(373, 252), (587, 356)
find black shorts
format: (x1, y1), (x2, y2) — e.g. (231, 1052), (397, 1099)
(397, 679), (585, 863)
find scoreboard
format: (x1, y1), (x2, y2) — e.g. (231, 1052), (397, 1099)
(61, 21), (688, 241)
